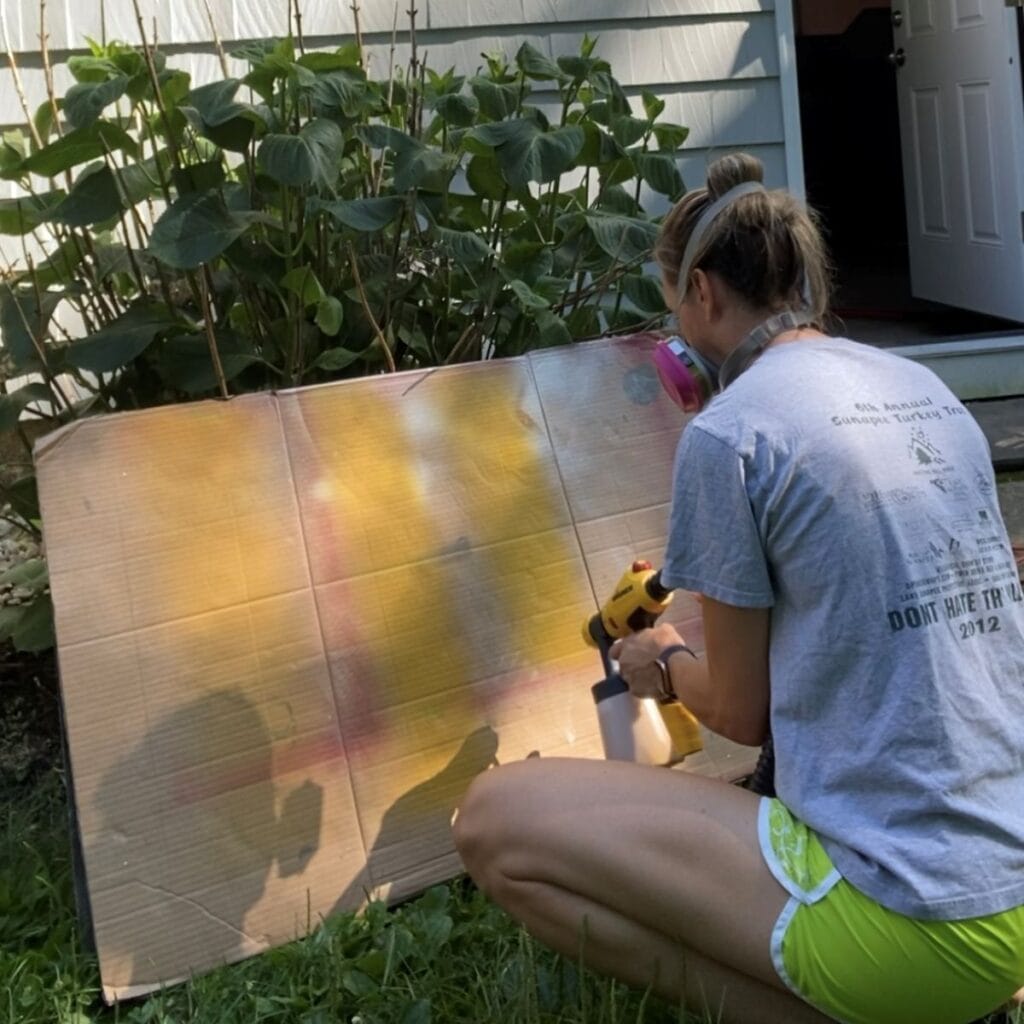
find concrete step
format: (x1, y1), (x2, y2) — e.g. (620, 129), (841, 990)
(968, 397), (1024, 473)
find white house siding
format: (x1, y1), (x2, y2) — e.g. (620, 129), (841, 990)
(0, 0), (788, 197)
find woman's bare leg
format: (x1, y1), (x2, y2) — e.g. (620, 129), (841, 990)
(453, 757), (831, 1024)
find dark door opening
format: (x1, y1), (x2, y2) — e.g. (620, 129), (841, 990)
(793, 2), (1018, 345)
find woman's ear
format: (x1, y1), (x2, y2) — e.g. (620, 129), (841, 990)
(691, 268), (718, 322)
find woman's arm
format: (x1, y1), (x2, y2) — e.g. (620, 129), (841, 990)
(610, 596), (770, 747)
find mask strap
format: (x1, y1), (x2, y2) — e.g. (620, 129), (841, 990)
(718, 309), (816, 390)
(676, 181), (765, 296)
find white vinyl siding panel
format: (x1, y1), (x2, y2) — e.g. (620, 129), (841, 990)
(0, 1), (790, 193)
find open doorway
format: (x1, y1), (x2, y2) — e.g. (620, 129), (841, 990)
(793, 1), (1020, 346)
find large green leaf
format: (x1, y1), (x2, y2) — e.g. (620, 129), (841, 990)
(354, 124), (417, 153)
(577, 122), (626, 167)
(0, 286), (62, 371)
(0, 556), (47, 587)
(634, 152), (684, 199)
(590, 70), (631, 118)
(21, 122), (138, 177)
(440, 191), (489, 231)
(557, 55), (602, 82)
(280, 267), (325, 306)
(314, 196), (405, 231)
(159, 334), (261, 393)
(311, 69), (368, 118)
(469, 77), (522, 121)
(2, 475), (39, 524)
(584, 212), (659, 262)
(316, 296), (344, 336)
(469, 119), (584, 188)
(394, 146), (459, 193)
(515, 42), (566, 82)
(509, 279), (548, 310)
(93, 242), (157, 283)
(611, 115), (649, 149)
(0, 194), (64, 235)
(69, 46), (149, 83)
(642, 91), (666, 121)
(433, 93), (479, 127)
(0, 383), (52, 432)
(149, 191), (259, 269)
(534, 308), (572, 347)
(181, 79), (267, 152)
(171, 159), (227, 196)
(594, 184), (640, 216)
(501, 241), (553, 285)
(564, 303), (602, 340)
(238, 38), (309, 101)
(0, 130), (27, 176)
(154, 68), (192, 108)
(66, 304), (181, 372)
(9, 594), (55, 653)
(298, 47), (363, 73)
(653, 123), (689, 151)
(434, 226), (493, 268)
(49, 157), (163, 227)
(621, 273), (667, 314)
(63, 75), (132, 131)
(465, 154), (507, 200)
(32, 102), (56, 147)
(598, 154), (641, 190)
(314, 346), (362, 372)
(258, 119), (345, 189)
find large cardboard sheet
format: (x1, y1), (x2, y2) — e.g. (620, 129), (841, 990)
(36, 336), (758, 1001)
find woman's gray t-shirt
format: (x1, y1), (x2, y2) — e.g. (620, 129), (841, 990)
(662, 337), (1024, 919)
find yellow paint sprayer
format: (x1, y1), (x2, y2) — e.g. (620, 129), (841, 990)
(583, 560), (704, 766)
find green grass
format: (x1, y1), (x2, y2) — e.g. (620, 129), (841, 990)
(1, 771), (698, 1024)
(3, 772), (1021, 1024)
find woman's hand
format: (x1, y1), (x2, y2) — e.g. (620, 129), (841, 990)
(609, 622), (686, 700)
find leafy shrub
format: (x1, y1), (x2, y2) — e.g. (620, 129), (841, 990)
(0, 15), (689, 650)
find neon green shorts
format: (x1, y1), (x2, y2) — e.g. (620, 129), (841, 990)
(759, 798), (1024, 1024)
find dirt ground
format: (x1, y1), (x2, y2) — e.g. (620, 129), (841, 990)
(0, 643), (59, 791)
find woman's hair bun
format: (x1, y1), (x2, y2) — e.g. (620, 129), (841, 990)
(706, 153), (765, 200)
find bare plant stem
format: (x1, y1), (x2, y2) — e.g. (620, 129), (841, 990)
(371, 2), (403, 197)
(407, 6), (419, 136)
(98, 140), (151, 298)
(199, 269), (230, 399)
(19, 257), (73, 411)
(445, 315), (496, 365)
(0, 18), (43, 148)
(38, 0), (62, 138)
(292, 0), (305, 53)
(201, 0), (231, 78)
(139, 111), (174, 205)
(132, 0), (185, 173)
(348, 242), (396, 372)
(350, 0), (365, 67)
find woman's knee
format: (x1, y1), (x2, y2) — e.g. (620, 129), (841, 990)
(452, 760), (542, 888)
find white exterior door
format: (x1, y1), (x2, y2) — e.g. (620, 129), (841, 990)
(894, 0), (1024, 322)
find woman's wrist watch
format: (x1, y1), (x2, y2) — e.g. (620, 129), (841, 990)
(653, 643), (698, 702)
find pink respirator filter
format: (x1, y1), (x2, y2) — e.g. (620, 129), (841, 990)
(652, 338), (715, 413)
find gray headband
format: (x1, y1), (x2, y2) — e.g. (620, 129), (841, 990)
(675, 181), (765, 295)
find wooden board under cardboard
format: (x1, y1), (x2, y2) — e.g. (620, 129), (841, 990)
(35, 336), (758, 1002)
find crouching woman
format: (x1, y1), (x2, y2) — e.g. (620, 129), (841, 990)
(452, 153), (1024, 1024)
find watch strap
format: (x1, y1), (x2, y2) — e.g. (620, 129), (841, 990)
(654, 643), (697, 702)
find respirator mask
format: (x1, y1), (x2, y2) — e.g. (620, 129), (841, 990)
(652, 182), (814, 413)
